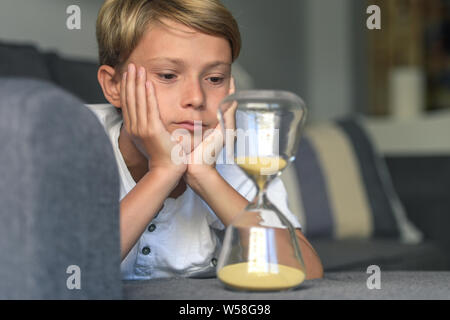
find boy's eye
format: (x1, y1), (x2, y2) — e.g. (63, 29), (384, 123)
(158, 73), (177, 80)
(157, 74), (224, 84)
(208, 77), (224, 85)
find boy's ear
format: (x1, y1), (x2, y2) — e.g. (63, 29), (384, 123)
(97, 65), (122, 108)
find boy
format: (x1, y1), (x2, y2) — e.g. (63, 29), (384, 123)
(88, 0), (323, 280)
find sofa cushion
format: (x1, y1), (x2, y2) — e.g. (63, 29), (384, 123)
(44, 52), (107, 104)
(310, 239), (450, 272)
(284, 118), (422, 243)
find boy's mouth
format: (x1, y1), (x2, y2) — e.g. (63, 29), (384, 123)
(174, 120), (207, 132)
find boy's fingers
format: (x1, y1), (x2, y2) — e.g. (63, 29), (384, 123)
(223, 77), (237, 127)
(225, 101), (237, 131)
(145, 80), (161, 126)
(126, 63), (137, 128)
(135, 66), (147, 129)
(121, 71), (130, 131)
(229, 76), (235, 95)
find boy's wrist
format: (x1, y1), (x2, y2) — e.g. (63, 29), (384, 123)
(183, 166), (219, 192)
(149, 162), (186, 179)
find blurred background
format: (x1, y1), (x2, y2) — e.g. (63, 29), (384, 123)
(1, 0), (449, 122)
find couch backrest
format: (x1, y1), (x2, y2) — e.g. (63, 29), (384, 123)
(0, 41), (107, 104)
(362, 114), (450, 248)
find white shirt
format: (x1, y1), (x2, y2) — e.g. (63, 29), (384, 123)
(85, 104), (301, 280)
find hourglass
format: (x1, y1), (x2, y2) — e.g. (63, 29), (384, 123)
(216, 90), (308, 291)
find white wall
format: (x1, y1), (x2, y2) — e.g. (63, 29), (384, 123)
(304, 0), (354, 123)
(0, 0), (103, 61)
(222, 0), (306, 96)
(363, 110), (450, 155)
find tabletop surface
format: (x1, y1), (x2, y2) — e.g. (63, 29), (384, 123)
(123, 271), (450, 300)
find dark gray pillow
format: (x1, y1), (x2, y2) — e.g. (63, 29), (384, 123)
(386, 156), (450, 249)
(0, 41), (51, 80)
(44, 52), (107, 104)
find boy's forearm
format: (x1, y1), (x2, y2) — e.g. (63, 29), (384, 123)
(188, 169), (324, 279)
(120, 167), (182, 260)
(186, 168), (249, 227)
(296, 229), (324, 279)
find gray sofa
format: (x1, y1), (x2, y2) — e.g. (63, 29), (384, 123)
(0, 77), (122, 299)
(1, 42), (449, 299)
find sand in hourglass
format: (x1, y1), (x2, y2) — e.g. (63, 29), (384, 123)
(217, 262), (305, 291)
(234, 156), (287, 190)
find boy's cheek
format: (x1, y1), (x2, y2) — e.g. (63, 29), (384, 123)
(157, 110), (173, 128)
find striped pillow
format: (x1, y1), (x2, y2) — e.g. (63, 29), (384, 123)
(280, 118), (422, 243)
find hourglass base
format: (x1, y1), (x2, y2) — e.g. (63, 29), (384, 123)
(217, 262), (305, 291)
(216, 156), (306, 292)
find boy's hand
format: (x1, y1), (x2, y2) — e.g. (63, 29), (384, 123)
(183, 76), (237, 186)
(121, 63), (187, 175)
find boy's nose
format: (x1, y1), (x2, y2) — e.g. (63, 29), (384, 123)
(181, 77), (205, 110)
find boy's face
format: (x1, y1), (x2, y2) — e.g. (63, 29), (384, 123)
(124, 18), (232, 137)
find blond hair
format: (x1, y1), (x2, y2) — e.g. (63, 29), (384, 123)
(96, 0), (241, 74)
